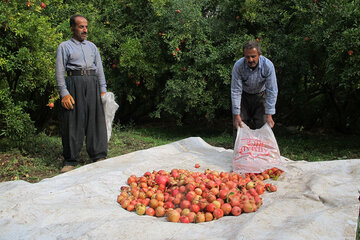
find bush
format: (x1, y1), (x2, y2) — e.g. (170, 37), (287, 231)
(0, 0), (63, 144)
(1, 0), (360, 137)
(0, 89), (36, 147)
(250, 0), (360, 132)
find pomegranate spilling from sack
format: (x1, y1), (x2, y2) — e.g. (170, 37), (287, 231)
(117, 167), (283, 223)
(118, 123), (284, 222)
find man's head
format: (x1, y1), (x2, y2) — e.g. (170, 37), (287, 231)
(70, 15), (88, 42)
(243, 41), (261, 69)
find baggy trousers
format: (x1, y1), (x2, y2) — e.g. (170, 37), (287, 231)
(61, 75), (108, 165)
(233, 91), (266, 145)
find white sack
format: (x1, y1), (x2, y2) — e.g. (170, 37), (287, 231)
(233, 123), (283, 175)
(101, 92), (119, 142)
(0, 137), (359, 240)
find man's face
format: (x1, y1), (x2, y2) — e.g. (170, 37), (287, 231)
(244, 48), (260, 69)
(71, 17), (88, 42)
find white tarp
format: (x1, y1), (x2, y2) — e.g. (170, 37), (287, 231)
(0, 137), (359, 240)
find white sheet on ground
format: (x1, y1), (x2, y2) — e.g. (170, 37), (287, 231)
(0, 137), (359, 240)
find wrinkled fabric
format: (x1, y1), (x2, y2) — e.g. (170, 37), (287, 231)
(0, 137), (358, 240)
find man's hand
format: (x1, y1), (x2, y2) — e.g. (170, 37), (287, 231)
(233, 114), (243, 129)
(101, 92), (107, 97)
(61, 94), (75, 110)
(266, 114), (275, 128)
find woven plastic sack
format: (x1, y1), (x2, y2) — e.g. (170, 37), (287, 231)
(101, 92), (119, 142)
(233, 123), (282, 175)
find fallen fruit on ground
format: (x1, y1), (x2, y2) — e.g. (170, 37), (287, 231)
(117, 167), (283, 223)
(136, 204), (146, 215)
(167, 209), (181, 222)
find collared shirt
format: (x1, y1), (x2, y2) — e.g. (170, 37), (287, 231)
(55, 38), (107, 98)
(231, 55), (278, 115)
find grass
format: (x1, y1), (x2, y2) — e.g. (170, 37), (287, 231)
(0, 122), (359, 237)
(1, 122), (360, 183)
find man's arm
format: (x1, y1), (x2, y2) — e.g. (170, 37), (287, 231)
(264, 60), (278, 128)
(233, 114), (242, 129)
(56, 43), (75, 110)
(55, 44), (70, 98)
(264, 61), (278, 115)
(94, 47), (107, 95)
(266, 114), (275, 128)
(231, 60), (243, 128)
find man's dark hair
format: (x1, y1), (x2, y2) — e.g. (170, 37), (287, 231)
(70, 14), (86, 28)
(243, 41), (262, 55)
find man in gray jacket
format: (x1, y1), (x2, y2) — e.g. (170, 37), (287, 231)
(56, 15), (108, 173)
(231, 41), (278, 137)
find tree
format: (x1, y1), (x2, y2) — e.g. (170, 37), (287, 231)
(0, 0), (63, 146)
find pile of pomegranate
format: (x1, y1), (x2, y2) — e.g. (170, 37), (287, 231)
(117, 165), (283, 223)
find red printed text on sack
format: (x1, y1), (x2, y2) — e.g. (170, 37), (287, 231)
(235, 138), (270, 159)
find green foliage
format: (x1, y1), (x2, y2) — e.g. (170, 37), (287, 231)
(0, 0), (63, 145)
(0, 88), (36, 146)
(1, 0), (360, 143)
(254, 0), (360, 132)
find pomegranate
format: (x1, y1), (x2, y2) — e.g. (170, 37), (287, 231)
(180, 200), (191, 209)
(195, 212), (205, 223)
(180, 215), (190, 223)
(230, 196), (240, 207)
(269, 184), (277, 192)
(190, 204), (200, 213)
(231, 206), (242, 216)
(164, 201), (174, 209)
(205, 212), (214, 222)
(221, 203), (232, 215)
(167, 209), (180, 222)
(155, 175), (169, 186)
(206, 203), (215, 213)
(179, 185), (186, 193)
(121, 199), (130, 209)
(246, 181), (255, 190)
(149, 198), (159, 209)
(155, 192), (165, 201)
(155, 206), (166, 217)
(206, 193), (216, 203)
(136, 204), (146, 215)
(127, 176), (137, 185)
(198, 199), (208, 210)
(146, 207), (155, 216)
(219, 189), (228, 199)
(194, 187), (202, 196)
(248, 188), (258, 197)
(255, 185), (265, 195)
(213, 208), (224, 219)
(118, 167), (284, 223)
(212, 200), (221, 209)
(187, 212), (196, 223)
(126, 204), (135, 212)
(186, 191), (196, 201)
(243, 202), (256, 213)
(181, 208), (190, 216)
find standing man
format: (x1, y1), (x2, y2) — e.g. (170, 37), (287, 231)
(231, 41), (278, 137)
(56, 14), (108, 173)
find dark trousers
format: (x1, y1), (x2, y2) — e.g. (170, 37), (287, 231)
(233, 91), (266, 144)
(61, 75), (108, 166)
